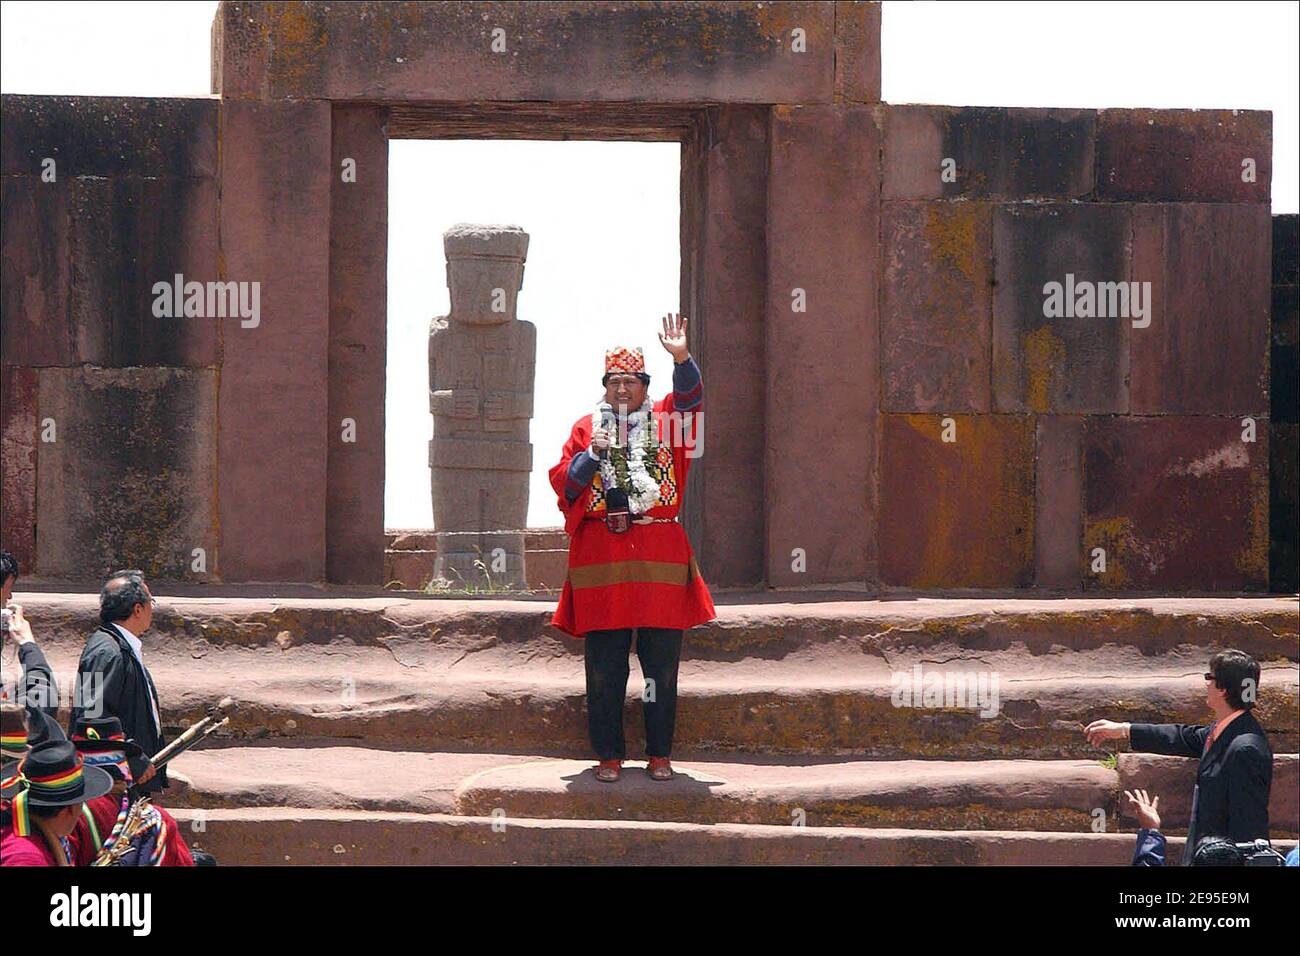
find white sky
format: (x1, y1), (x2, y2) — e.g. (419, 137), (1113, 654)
(3, 0), (1297, 529)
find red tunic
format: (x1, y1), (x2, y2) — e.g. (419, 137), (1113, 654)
(0, 823), (64, 866)
(71, 794), (195, 866)
(549, 390), (716, 637)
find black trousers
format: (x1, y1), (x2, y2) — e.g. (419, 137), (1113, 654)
(583, 627), (683, 760)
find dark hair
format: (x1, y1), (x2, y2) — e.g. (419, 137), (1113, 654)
(601, 372), (651, 388)
(99, 569), (149, 625)
(1208, 649), (1261, 711)
(0, 550), (17, 584)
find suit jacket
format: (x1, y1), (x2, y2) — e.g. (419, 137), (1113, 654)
(70, 624), (169, 795)
(1130, 711), (1272, 864)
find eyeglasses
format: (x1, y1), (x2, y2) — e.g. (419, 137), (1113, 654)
(1203, 672), (1216, 682)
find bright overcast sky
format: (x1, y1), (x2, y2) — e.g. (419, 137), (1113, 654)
(3, 0), (1297, 530)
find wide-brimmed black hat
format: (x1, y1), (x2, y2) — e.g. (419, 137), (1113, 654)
(0, 711), (113, 817)
(70, 715), (145, 759)
(67, 714), (143, 784)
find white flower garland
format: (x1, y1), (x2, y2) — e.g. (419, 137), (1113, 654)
(590, 398), (663, 515)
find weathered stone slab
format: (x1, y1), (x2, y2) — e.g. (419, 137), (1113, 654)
(1035, 416), (1083, 589)
(1272, 215), (1298, 593)
(1275, 282), (1299, 424)
(1130, 204), (1270, 414)
(35, 367), (216, 579)
(1272, 422), (1298, 593)
(883, 106), (1094, 201)
(1274, 214), (1299, 427)
(0, 366), (38, 573)
(684, 106), (769, 587)
(214, 1), (845, 104)
(68, 176), (219, 368)
(327, 106), (388, 585)
(992, 204), (1131, 414)
(766, 105), (879, 586)
(881, 201), (992, 412)
(880, 414), (1035, 588)
(218, 101), (331, 582)
(1, 176), (72, 367)
(1, 95), (217, 178)
(1083, 418), (1269, 591)
(1097, 109), (1271, 203)
(1275, 214), (1299, 285)
(834, 0), (881, 104)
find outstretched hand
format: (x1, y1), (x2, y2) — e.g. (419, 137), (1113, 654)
(658, 313), (690, 363)
(1124, 789), (1161, 830)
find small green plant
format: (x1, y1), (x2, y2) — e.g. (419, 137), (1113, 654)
(422, 549), (518, 595)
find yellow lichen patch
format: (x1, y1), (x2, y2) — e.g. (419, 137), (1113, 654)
(1022, 324), (1065, 413)
(268, 2), (329, 93)
(1084, 516), (1133, 588)
(896, 415), (1034, 589)
(924, 202), (981, 284)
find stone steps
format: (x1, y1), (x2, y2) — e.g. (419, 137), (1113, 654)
(16, 593), (1299, 759)
(164, 745), (1298, 833)
(13, 592), (1297, 864)
(167, 806), (1193, 866)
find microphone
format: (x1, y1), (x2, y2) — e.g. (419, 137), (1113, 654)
(596, 402), (615, 460)
(604, 486), (631, 534)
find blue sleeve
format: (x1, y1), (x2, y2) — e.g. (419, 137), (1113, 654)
(564, 448), (601, 503)
(672, 356), (702, 411)
(1131, 829), (1166, 866)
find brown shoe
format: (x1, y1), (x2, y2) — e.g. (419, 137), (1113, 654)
(647, 757), (673, 781)
(594, 759), (623, 783)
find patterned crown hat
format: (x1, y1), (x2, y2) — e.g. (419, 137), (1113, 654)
(604, 346), (645, 375)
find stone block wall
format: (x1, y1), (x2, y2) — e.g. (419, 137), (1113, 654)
(1, 2), (1288, 592)
(1, 96), (220, 581)
(877, 106), (1273, 591)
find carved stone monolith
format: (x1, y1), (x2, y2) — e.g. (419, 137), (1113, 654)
(428, 224), (535, 589)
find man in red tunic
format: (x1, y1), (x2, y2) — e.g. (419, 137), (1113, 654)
(548, 313), (716, 782)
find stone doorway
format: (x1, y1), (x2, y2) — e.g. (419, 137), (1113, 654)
(383, 137), (681, 593)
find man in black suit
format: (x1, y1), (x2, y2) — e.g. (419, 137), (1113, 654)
(71, 570), (168, 795)
(1086, 649), (1272, 865)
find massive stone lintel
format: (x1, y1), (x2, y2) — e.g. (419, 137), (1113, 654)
(211, 1), (869, 105)
(429, 224), (536, 591)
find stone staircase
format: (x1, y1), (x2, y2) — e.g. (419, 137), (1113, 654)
(10, 592), (1298, 865)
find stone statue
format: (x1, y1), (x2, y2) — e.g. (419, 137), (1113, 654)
(428, 224), (536, 590)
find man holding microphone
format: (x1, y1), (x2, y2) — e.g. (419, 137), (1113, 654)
(548, 314), (716, 783)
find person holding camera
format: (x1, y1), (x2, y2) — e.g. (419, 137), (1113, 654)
(1086, 649), (1273, 865)
(547, 314), (716, 783)
(1, 550), (59, 723)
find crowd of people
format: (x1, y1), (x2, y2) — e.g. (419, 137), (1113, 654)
(1, 554), (209, 866)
